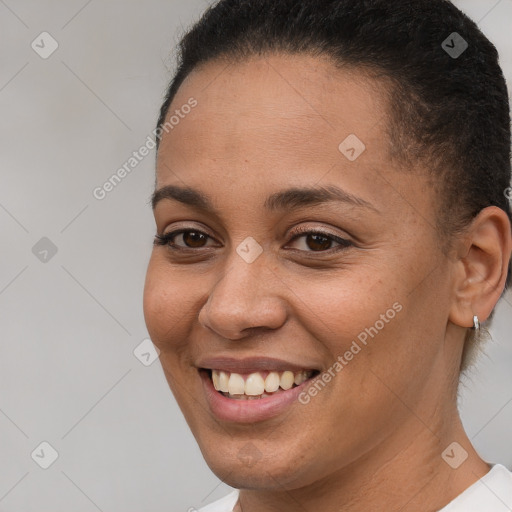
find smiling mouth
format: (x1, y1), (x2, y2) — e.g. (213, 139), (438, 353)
(202, 368), (321, 400)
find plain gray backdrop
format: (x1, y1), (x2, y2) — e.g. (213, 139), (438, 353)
(0, 1), (511, 511)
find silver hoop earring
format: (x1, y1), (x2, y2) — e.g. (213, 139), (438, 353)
(473, 315), (480, 331)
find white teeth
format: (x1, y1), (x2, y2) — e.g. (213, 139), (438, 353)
(212, 370), (220, 390)
(280, 371), (295, 390)
(228, 373), (245, 395)
(245, 373), (265, 395)
(264, 372), (280, 393)
(218, 371), (229, 392)
(210, 369), (314, 396)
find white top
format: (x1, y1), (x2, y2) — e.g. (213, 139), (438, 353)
(197, 464), (512, 511)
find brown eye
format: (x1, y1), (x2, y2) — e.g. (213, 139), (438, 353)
(305, 233), (333, 251)
(182, 231), (208, 248)
(286, 230), (352, 253)
(154, 229), (215, 249)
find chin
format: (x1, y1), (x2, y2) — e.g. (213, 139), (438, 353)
(206, 458), (301, 491)
(197, 437), (320, 491)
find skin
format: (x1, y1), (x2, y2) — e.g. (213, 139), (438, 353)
(143, 54), (512, 512)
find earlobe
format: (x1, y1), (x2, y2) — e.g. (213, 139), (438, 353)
(449, 206), (512, 329)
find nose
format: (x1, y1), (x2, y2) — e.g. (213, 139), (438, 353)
(198, 251), (288, 340)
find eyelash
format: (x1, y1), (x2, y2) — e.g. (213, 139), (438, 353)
(154, 226), (352, 254)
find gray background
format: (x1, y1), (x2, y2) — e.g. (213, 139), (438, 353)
(0, 1), (511, 511)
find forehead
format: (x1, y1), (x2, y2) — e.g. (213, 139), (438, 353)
(160, 54), (389, 160)
(155, 53), (431, 220)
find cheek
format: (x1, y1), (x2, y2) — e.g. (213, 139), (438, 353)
(284, 268), (400, 347)
(143, 257), (194, 349)
(293, 265), (430, 396)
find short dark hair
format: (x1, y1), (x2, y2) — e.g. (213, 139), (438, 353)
(156, 0), (511, 370)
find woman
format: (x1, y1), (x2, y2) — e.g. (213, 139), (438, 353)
(143, 0), (512, 510)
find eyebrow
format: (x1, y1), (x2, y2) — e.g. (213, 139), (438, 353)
(151, 184), (379, 213)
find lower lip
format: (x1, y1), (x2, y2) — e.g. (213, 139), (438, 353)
(200, 370), (313, 423)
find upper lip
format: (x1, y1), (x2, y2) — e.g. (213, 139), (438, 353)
(196, 356), (320, 374)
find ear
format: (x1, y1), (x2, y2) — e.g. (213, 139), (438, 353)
(449, 206), (512, 328)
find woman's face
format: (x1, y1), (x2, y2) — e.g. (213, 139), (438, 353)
(144, 54), (458, 489)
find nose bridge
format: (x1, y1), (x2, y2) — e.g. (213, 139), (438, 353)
(199, 242), (286, 339)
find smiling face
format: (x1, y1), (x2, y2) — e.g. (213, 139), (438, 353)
(143, 54), (462, 490)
